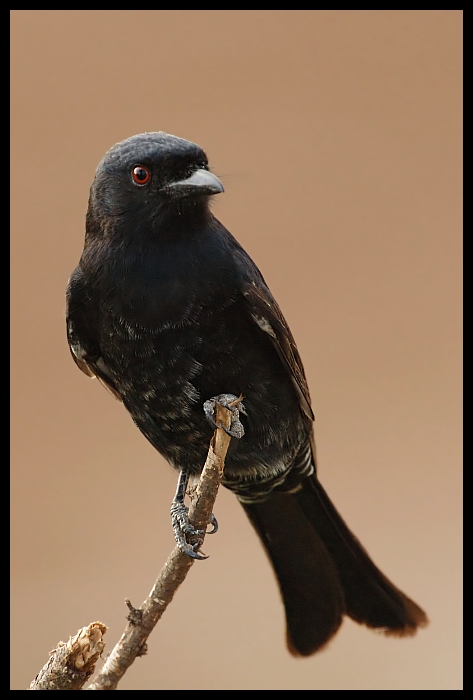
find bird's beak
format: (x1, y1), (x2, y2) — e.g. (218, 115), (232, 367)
(164, 169), (224, 198)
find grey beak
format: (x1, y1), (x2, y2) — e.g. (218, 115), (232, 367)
(164, 169), (224, 198)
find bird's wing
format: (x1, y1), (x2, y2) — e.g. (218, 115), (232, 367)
(66, 268), (122, 401)
(241, 279), (314, 422)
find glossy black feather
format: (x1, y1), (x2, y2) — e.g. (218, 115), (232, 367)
(67, 132), (427, 654)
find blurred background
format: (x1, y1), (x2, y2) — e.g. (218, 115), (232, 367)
(11, 11), (462, 690)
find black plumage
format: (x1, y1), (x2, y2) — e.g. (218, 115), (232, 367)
(67, 132), (427, 655)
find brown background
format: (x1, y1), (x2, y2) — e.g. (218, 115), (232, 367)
(11, 11), (462, 690)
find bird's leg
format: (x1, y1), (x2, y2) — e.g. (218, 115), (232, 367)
(171, 395), (244, 559)
(203, 393), (246, 439)
(170, 470), (207, 560)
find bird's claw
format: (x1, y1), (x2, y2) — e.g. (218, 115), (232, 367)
(170, 501), (208, 559)
(207, 513), (219, 534)
(181, 543), (208, 561)
(203, 393), (246, 438)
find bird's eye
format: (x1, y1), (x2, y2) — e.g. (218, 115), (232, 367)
(132, 165), (151, 185)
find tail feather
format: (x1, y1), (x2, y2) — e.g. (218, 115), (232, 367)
(242, 492), (346, 656)
(240, 474), (428, 656)
(296, 474), (428, 634)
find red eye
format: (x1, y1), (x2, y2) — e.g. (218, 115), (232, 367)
(132, 165), (151, 185)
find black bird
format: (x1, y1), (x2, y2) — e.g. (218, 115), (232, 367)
(66, 132), (428, 655)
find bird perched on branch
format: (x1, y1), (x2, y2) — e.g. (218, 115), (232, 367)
(66, 132), (427, 655)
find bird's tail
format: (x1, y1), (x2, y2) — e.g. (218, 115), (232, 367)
(240, 473), (428, 656)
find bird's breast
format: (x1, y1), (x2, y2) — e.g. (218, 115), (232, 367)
(85, 240), (306, 474)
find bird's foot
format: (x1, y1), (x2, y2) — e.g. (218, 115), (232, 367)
(170, 500), (207, 560)
(171, 469), (219, 560)
(203, 393), (246, 438)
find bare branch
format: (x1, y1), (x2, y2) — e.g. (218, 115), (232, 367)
(85, 401), (234, 690)
(29, 622), (107, 690)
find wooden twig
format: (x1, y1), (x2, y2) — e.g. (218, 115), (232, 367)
(29, 402), (235, 691)
(29, 622), (107, 690)
(84, 401), (235, 690)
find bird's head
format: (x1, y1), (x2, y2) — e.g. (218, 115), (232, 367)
(87, 132), (224, 235)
